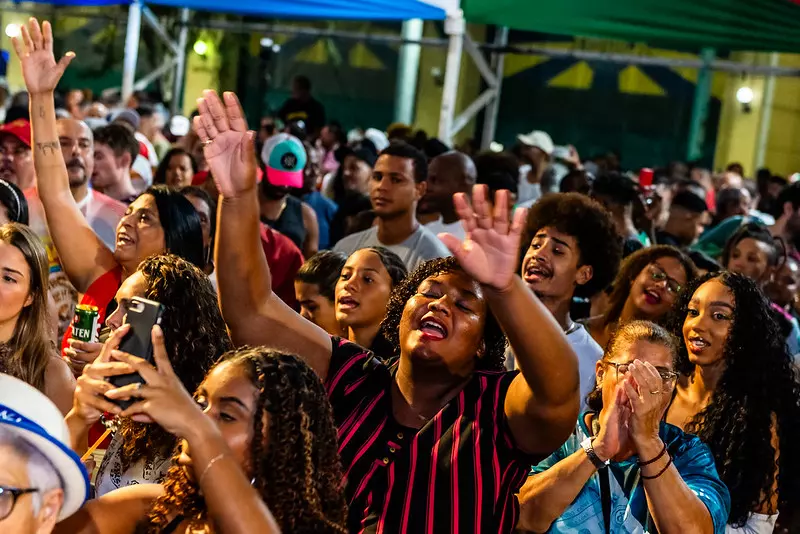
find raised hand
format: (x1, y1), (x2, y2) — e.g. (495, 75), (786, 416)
(11, 18), (74, 95)
(193, 90), (257, 200)
(438, 185), (527, 292)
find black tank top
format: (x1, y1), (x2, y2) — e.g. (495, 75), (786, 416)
(262, 195), (305, 250)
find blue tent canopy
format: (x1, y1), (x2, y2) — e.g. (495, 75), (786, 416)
(30, 0), (451, 19)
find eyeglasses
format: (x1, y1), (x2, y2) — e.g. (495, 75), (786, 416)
(0, 487), (39, 520)
(606, 361), (679, 387)
(648, 265), (682, 295)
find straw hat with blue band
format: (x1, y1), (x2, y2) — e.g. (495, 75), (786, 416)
(261, 133), (307, 189)
(0, 374), (90, 520)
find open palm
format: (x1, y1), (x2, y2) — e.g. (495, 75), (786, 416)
(438, 185), (527, 291)
(12, 18), (73, 95)
(193, 90), (257, 199)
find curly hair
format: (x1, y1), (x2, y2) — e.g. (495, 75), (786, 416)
(602, 245), (698, 328)
(117, 254), (232, 473)
(137, 349), (347, 533)
(665, 272), (800, 526)
(379, 256), (507, 370)
(521, 193), (622, 297)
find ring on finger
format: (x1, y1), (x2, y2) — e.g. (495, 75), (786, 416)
(201, 139), (213, 147)
(649, 389), (661, 395)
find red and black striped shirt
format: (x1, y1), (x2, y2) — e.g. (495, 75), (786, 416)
(325, 337), (539, 533)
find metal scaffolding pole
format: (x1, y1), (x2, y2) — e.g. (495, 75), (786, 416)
(395, 19), (424, 124)
(480, 27), (508, 149)
(755, 53), (781, 169)
(438, 10), (464, 145)
(171, 8), (190, 115)
(121, 0), (142, 104)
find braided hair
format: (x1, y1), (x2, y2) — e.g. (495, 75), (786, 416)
(137, 349), (347, 533)
(380, 256), (507, 370)
(665, 272), (800, 526)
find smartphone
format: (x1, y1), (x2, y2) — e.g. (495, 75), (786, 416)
(106, 297), (164, 409)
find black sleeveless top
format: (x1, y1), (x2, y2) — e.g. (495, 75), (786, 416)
(262, 195), (305, 250)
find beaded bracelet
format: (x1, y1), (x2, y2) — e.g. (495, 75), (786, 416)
(640, 454), (672, 480)
(637, 442), (667, 467)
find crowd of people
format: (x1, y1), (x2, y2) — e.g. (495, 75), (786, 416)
(1, 16), (800, 534)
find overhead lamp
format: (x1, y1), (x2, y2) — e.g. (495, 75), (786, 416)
(193, 39), (208, 56)
(736, 86), (754, 113)
(4, 24), (20, 38)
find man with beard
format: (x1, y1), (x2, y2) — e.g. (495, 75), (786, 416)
(514, 193), (622, 410)
(417, 151), (476, 242)
(0, 119), (35, 190)
(334, 141), (450, 270)
(57, 118), (126, 250)
(258, 133), (319, 259)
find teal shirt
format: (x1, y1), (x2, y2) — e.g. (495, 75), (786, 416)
(530, 415), (730, 533)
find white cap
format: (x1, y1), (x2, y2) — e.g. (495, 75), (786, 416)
(364, 128), (390, 152)
(170, 115), (191, 137)
(517, 130), (554, 156)
(0, 374), (90, 520)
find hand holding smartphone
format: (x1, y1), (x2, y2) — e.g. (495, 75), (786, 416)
(106, 297), (164, 409)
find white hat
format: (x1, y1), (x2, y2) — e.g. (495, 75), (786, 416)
(0, 374), (89, 520)
(517, 130), (554, 156)
(170, 115), (191, 137)
(364, 128), (390, 152)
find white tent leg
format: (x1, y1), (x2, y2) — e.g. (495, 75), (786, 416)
(480, 27), (508, 149)
(121, 0), (142, 104)
(171, 8), (190, 115)
(438, 9), (464, 145)
(394, 18), (423, 124)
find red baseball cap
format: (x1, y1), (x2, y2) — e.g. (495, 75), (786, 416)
(0, 119), (31, 148)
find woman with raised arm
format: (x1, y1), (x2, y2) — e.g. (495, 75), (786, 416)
(199, 89), (581, 532)
(13, 19), (203, 362)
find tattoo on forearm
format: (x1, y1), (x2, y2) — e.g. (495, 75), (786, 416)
(36, 142), (60, 155)
(38, 106), (44, 118)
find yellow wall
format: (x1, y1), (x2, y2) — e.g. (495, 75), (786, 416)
(714, 52), (800, 177)
(181, 31), (223, 115)
(0, 10), (34, 94)
(763, 53), (800, 176)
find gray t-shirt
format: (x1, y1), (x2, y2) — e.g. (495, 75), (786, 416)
(333, 224), (451, 270)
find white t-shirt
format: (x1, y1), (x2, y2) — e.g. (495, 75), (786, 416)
(76, 189), (127, 251)
(506, 322), (603, 412)
(425, 216), (466, 242)
(333, 224), (451, 271)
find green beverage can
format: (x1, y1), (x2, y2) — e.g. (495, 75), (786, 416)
(72, 305), (100, 343)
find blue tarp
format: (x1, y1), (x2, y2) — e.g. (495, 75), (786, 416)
(30, 0), (449, 19)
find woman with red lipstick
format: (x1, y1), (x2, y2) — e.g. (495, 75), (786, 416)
(586, 245), (697, 349)
(665, 272), (800, 533)
(204, 89), (581, 533)
(335, 246), (407, 353)
(56, 334), (347, 534)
